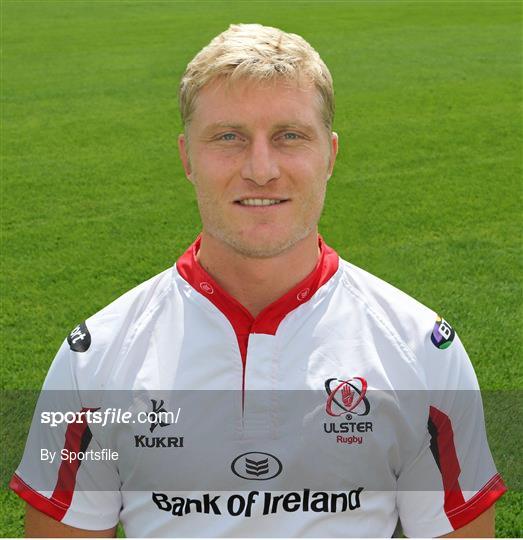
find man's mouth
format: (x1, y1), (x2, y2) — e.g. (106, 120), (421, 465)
(235, 198), (288, 207)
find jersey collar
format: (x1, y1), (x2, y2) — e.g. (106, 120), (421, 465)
(176, 235), (339, 361)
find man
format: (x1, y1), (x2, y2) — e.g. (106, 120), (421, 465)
(12, 23), (506, 537)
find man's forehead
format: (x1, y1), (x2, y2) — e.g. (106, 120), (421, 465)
(191, 76), (324, 128)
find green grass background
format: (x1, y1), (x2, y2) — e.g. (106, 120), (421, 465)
(1, 0), (521, 536)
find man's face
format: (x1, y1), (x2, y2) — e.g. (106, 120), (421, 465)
(178, 77), (338, 258)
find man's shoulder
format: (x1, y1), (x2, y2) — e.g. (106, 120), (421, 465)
(330, 258), (478, 394)
(335, 258), (445, 359)
(337, 258), (436, 320)
(66, 266), (175, 366)
(87, 265), (174, 328)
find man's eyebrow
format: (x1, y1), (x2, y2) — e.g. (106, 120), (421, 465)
(203, 122), (245, 132)
(202, 121), (317, 132)
(272, 122), (317, 132)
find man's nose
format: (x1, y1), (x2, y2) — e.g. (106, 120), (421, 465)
(240, 136), (280, 185)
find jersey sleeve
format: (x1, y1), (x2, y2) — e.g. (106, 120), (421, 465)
(9, 333), (122, 531)
(396, 318), (507, 537)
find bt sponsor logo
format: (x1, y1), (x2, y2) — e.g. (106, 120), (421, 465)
(67, 322), (91, 352)
(431, 316), (455, 350)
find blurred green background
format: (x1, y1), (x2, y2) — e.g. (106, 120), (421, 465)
(1, 0), (521, 536)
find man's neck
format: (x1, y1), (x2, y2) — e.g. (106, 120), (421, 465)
(196, 231), (321, 318)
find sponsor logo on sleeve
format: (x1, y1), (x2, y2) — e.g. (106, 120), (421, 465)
(430, 316), (455, 349)
(67, 322), (91, 352)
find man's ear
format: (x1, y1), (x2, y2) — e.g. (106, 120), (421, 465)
(327, 131), (339, 180)
(178, 133), (193, 182)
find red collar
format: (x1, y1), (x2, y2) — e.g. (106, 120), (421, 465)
(176, 235), (339, 364)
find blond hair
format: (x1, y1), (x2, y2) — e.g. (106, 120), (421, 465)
(179, 23), (334, 130)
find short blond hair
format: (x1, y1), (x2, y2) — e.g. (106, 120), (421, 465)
(179, 23), (334, 130)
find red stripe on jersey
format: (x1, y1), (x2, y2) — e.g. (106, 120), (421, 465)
(51, 407), (95, 511)
(428, 405), (466, 527)
(446, 473), (507, 530)
(10, 408), (96, 522)
(9, 473), (68, 521)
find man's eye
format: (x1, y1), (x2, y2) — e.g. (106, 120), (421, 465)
(219, 133), (237, 141)
(282, 132), (300, 140)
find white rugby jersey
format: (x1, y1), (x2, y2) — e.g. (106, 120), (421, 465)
(11, 236), (506, 537)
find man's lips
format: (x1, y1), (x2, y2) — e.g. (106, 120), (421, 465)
(233, 197), (290, 207)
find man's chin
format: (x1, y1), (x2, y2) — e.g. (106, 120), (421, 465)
(221, 230), (313, 260)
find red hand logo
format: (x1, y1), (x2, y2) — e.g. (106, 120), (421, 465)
(341, 383), (354, 408)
